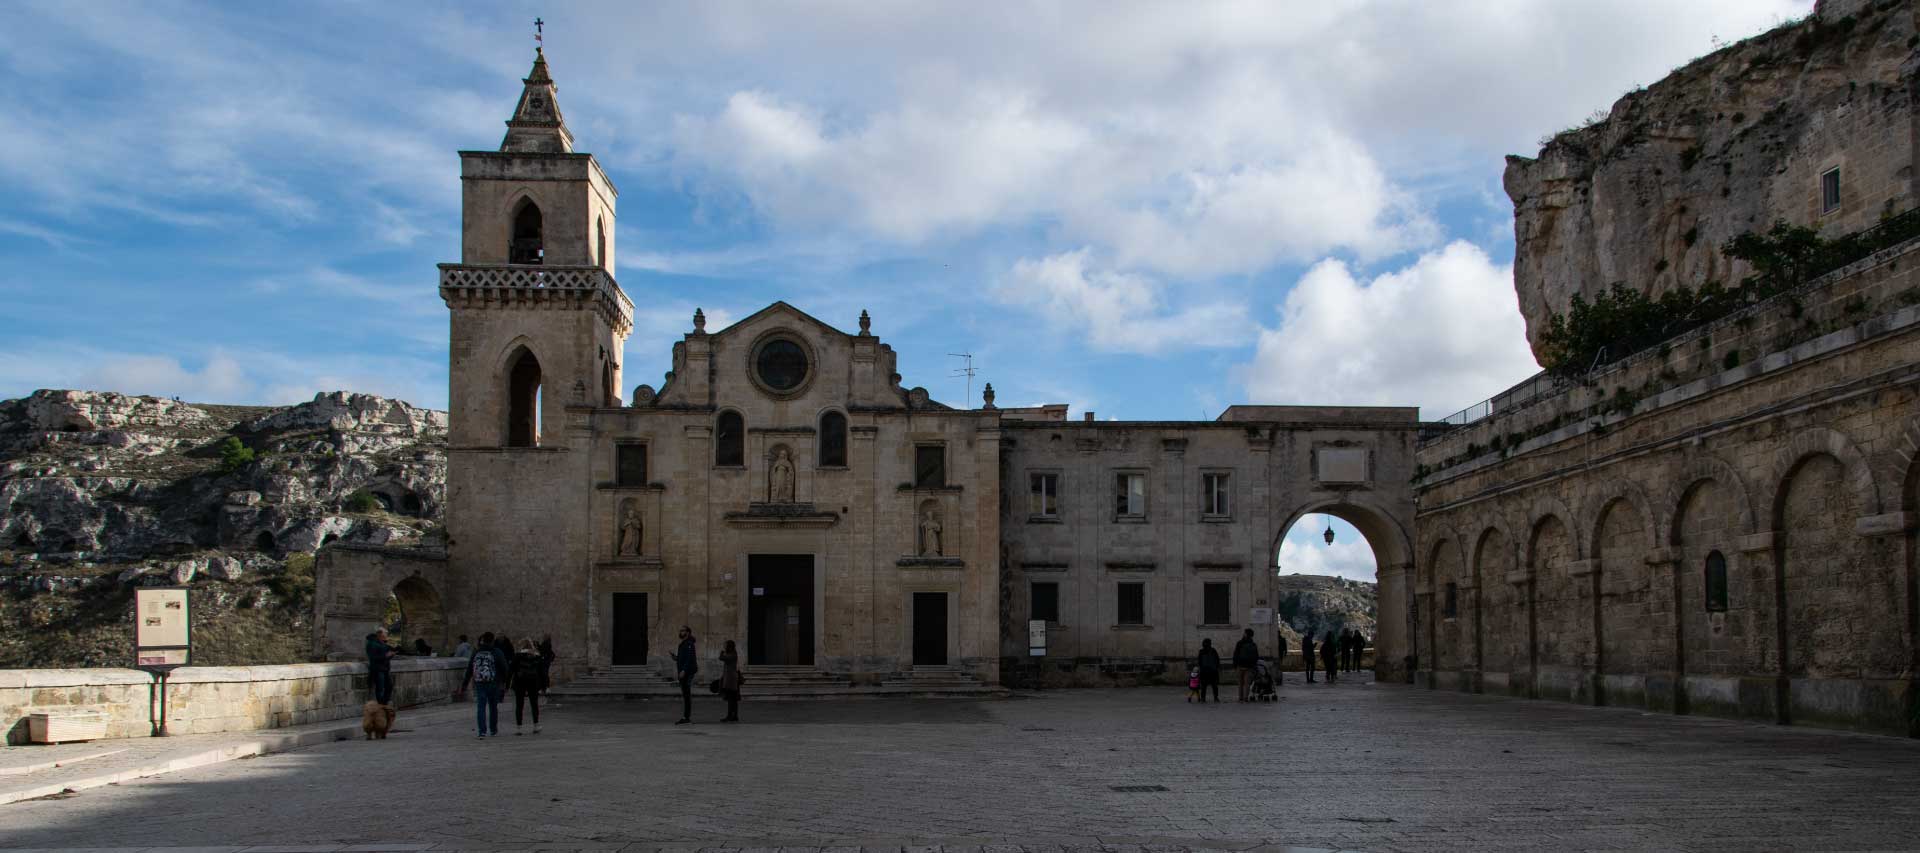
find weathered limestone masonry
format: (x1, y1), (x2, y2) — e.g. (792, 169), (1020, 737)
(315, 49), (1426, 690)
(1415, 0), (1920, 736)
(0, 658), (465, 745)
(1505, 0), (1918, 359)
(1000, 408), (1418, 687)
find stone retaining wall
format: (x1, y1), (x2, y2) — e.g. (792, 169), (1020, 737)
(0, 657), (467, 745)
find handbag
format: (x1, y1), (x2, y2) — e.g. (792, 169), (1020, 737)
(708, 678), (722, 694)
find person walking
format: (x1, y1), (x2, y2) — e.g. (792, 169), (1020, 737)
(1321, 631), (1339, 682)
(510, 639), (543, 735)
(536, 635), (556, 697)
(674, 626), (698, 725)
(1354, 632), (1369, 674)
(1302, 632), (1317, 683)
(460, 631), (507, 738)
(1195, 638), (1222, 703)
(1274, 632), (1289, 687)
(718, 639), (742, 722)
(452, 634), (473, 658)
(365, 628), (396, 705)
(1232, 628), (1259, 702)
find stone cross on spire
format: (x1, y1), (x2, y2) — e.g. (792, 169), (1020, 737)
(499, 39), (573, 154)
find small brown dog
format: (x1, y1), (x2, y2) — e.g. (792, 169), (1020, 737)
(361, 701), (397, 739)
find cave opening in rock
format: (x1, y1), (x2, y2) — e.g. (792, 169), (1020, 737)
(255, 531), (276, 553)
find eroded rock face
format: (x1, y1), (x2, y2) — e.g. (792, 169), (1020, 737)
(0, 389), (447, 570)
(1504, 0), (1917, 360)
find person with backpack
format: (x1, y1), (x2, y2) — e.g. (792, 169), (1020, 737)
(1232, 628), (1259, 702)
(1194, 638), (1222, 703)
(674, 626), (698, 725)
(510, 639), (544, 735)
(460, 631), (507, 738)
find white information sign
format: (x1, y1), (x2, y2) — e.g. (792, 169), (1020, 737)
(1249, 607), (1274, 626)
(1027, 619), (1046, 657)
(134, 587), (191, 670)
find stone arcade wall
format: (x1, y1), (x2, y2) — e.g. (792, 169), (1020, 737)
(0, 657), (466, 745)
(1413, 240), (1920, 735)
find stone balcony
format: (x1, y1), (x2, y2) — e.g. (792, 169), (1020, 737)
(437, 263), (634, 334)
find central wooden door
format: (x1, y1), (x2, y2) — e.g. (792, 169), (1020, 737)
(748, 555), (814, 666)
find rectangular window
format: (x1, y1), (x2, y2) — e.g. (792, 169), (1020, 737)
(1821, 167), (1841, 213)
(914, 445), (946, 488)
(1029, 472), (1059, 517)
(1704, 551), (1729, 613)
(616, 444), (647, 486)
(1114, 472), (1146, 517)
(1202, 472), (1230, 517)
(1117, 582), (1145, 626)
(1443, 582), (1459, 619)
(1202, 582), (1231, 625)
(1031, 582), (1060, 623)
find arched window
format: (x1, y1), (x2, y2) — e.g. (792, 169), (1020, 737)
(602, 361), (617, 407)
(715, 410), (744, 467)
(596, 216), (608, 268)
(510, 199), (544, 265)
(818, 411), (847, 467)
(507, 348), (542, 447)
(1703, 550), (1729, 612)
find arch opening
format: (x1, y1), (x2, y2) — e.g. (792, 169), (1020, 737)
(510, 199), (544, 265)
(507, 348), (543, 448)
(1275, 506), (1388, 678)
(390, 575), (447, 653)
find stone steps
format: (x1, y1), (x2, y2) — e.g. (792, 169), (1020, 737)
(550, 665), (1004, 700)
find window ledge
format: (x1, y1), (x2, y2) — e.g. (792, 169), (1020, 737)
(815, 465), (850, 472)
(899, 484), (964, 493)
(595, 482), (667, 492)
(712, 465), (747, 471)
(1026, 515), (1063, 524)
(1200, 515), (1234, 523)
(1111, 515), (1149, 524)
(1111, 624), (1154, 631)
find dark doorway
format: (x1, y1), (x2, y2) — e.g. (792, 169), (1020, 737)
(913, 592), (948, 666)
(611, 593), (648, 665)
(748, 554), (814, 666)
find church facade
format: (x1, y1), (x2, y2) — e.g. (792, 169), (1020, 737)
(315, 50), (1422, 687)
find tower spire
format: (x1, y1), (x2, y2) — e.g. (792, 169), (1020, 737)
(500, 39), (573, 154)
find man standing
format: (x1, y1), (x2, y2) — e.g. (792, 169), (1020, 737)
(365, 628), (396, 706)
(1232, 629), (1259, 702)
(1274, 632), (1289, 687)
(461, 631), (506, 738)
(1302, 632), (1317, 683)
(674, 626), (698, 725)
(452, 634), (473, 658)
(1321, 630), (1339, 682)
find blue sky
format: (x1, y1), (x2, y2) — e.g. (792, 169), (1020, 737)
(0, 0), (1811, 579)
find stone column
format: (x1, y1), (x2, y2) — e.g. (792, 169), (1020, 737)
(1376, 561), (1414, 683)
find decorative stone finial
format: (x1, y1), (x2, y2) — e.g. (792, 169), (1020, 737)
(982, 383), (996, 410)
(858, 309), (871, 335)
(693, 308), (706, 333)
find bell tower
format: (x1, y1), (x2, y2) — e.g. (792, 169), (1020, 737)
(440, 47), (630, 449)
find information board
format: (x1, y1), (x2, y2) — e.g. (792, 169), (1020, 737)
(134, 586), (191, 671)
(1249, 607), (1274, 626)
(1028, 619), (1046, 657)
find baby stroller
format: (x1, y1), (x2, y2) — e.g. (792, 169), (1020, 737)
(1250, 661), (1278, 702)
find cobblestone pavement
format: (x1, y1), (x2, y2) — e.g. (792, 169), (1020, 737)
(4, 676), (1920, 852)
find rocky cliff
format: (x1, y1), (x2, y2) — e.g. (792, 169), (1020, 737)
(1505, 0), (1917, 360)
(1275, 574), (1377, 648)
(0, 390), (446, 667)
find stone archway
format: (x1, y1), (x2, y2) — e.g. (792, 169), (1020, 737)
(390, 575), (447, 652)
(1271, 496), (1417, 681)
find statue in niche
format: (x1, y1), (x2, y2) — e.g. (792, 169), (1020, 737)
(617, 503), (643, 557)
(769, 447), (796, 503)
(919, 505), (944, 557)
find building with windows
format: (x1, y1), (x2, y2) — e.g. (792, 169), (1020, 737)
(313, 49), (1422, 688)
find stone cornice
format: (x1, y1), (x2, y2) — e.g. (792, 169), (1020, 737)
(439, 264), (634, 336)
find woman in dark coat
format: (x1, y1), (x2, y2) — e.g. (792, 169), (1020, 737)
(1195, 638), (1222, 703)
(718, 639), (742, 722)
(509, 639), (543, 734)
(1321, 631), (1339, 682)
(674, 626), (697, 725)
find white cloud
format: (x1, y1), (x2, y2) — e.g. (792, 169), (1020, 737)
(1279, 533), (1378, 583)
(996, 249), (1251, 354)
(1240, 241), (1540, 417)
(0, 345), (444, 411)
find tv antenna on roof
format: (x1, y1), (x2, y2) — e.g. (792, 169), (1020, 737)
(949, 352), (977, 408)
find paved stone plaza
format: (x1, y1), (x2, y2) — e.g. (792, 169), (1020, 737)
(4, 680), (1919, 852)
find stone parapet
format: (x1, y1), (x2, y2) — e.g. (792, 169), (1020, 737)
(0, 657), (467, 745)
(438, 263), (633, 335)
